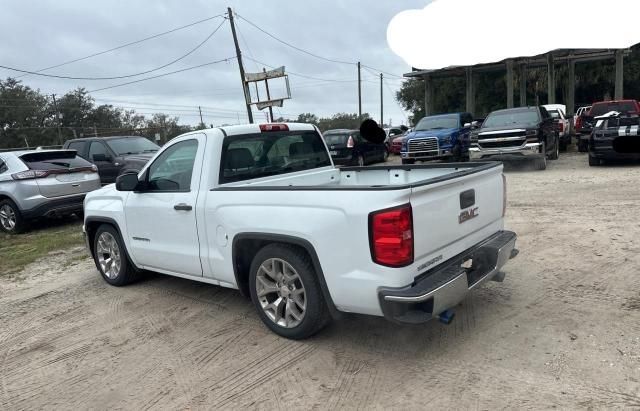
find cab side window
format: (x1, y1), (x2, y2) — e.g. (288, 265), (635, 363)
(147, 139), (198, 192)
(89, 142), (109, 161)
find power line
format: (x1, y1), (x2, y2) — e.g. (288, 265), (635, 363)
(0, 18), (227, 81)
(16, 14), (225, 78)
(235, 14), (354, 66)
(87, 56), (236, 93)
(361, 64), (404, 79)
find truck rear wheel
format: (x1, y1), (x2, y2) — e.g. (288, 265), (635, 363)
(549, 136), (560, 160)
(249, 244), (330, 339)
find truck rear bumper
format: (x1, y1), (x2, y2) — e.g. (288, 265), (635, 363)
(377, 230), (517, 324)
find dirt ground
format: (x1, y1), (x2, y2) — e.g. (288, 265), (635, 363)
(1, 149), (640, 409)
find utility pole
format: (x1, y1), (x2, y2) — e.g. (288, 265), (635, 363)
(228, 7), (253, 124)
(380, 73), (383, 126)
(357, 62), (362, 118)
(93, 125), (98, 137)
(198, 106), (204, 126)
(51, 94), (62, 145)
(263, 68), (274, 122)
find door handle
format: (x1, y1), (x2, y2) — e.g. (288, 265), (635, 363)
(174, 203), (192, 211)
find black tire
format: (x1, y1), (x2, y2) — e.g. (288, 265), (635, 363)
(382, 148), (389, 163)
(92, 224), (138, 286)
(0, 199), (25, 234)
(578, 139), (588, 152)
(401, 158), (415, 165)
(549, 136), (560, 160)
(249, 244), (330, 340)
(534, 156), (547, 170)
(559, 139), (568, 152)
(588, 154), (600, 167)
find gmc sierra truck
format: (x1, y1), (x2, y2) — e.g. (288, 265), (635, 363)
(83, 123), (518, 339)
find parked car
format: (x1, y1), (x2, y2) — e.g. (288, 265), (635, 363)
(322, 129), (388, 166)
(390, 135), (404, 154)
(83, 122), (518, 339)
(588, 112), (640, 166)
(0, 149), (101, 233)
(577, 100), (640, 152)
(63, 136), (160, 184)
(574, 105), (591, 126)
(469, 106), (559, 170)
(543, 104), (570, 151)
(384, 127), (405, 150)
(400, 112), (474, 164)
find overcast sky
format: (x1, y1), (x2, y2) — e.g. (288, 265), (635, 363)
(0, 0), (429, 127)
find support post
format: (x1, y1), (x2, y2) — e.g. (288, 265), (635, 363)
(567, 58), (576, 116)
(228, 7), (253, 123)
(547, 54), (555, 104)
(615, 49), (624, 100)
(424, 75), (433, 116)
(465, 67), (475, 114)
(357, 62), (362, 118)
(380, 73), (383, 126)
(263, 68), (274, 122)
(198, 106), (204, 126)
(506, 60), (514, 108)
(519, 64), (527, 107)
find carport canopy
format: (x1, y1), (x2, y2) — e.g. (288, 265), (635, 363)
(404, 48), (632, 117)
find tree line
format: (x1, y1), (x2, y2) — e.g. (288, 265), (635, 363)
(396, 44), (640, 124)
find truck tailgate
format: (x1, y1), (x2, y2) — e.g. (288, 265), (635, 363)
(410, 165), (504, 266)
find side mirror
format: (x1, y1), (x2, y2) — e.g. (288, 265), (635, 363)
(115, 172), (140, 191)
(92, 153), (111, 162)
(463, 122), (472, 128)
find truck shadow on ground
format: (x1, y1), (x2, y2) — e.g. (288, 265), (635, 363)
(134, 269), (510, 357)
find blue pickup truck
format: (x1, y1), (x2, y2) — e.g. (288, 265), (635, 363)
(401, 112), (475, 164)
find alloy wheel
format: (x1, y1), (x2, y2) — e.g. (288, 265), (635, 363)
(0, 204), (16, 231)
(255, 258), (306, 328)
(96, 232), (122, 279)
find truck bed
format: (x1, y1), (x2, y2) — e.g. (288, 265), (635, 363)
(214, 162), (500, 191)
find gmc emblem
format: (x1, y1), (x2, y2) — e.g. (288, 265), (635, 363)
(459, 207), (479, 224)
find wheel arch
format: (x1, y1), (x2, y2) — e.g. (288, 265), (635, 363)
(232, 232), (338, 315)
(84, 216), (138, 270)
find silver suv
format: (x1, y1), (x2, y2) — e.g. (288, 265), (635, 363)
(0, 149), (101, 233)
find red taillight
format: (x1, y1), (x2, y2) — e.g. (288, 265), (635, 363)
(369, 204), (413, 267)
(259, 123), (289, 132)
(558, 122), (564, 132)
(502, 173), (507, 217)
(347, 136), (355, 148)
(11, 170), (49, 180)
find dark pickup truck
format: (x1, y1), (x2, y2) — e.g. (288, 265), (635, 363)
(589, 112), (640, 166)
(63, 136), (160, 184)
(469, 106), (559, 170)
(577, 99), (640, 152)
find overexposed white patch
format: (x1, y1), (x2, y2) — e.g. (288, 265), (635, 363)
(387, 0), (640, 70)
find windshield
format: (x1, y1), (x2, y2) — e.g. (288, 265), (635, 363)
(483, 110), (539, 128)
(323, 134), (350, 145)
(590, 102), (638, 116)
(548, 110), (560, 119)
(415, 116), (459, 131)
(220, 130), (332, 184)
(106, 137), (160, 155)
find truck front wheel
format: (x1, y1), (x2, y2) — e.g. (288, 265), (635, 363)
(92, 224), (138, 286)
(249, 244), (330, 339)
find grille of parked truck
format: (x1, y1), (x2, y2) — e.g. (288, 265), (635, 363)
(401, 113), (474, 164)
(83, 122), (518, 339)
(469, 106), (559, 170)
(588, 112), (640, 166)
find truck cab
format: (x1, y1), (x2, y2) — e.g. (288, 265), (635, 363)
(401, 113), (473, 164)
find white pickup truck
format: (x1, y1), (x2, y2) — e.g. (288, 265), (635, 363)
(83, 123), (518, 339)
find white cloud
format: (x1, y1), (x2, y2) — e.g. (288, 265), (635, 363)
(387, 0), (640, 70)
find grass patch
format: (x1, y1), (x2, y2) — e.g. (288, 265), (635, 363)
(0, 219), (85, 276)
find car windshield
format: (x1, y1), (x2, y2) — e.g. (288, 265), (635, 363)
(220, 130), (332, 184)
(415, 116), (459, 131)
(590, 102), (638, 116)
(483, 110), (539, 127)
(106, 137), (160, 155)
(323, 134), (350, 145)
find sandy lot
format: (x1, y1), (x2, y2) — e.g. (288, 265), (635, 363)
(1, 150), (640, 409)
